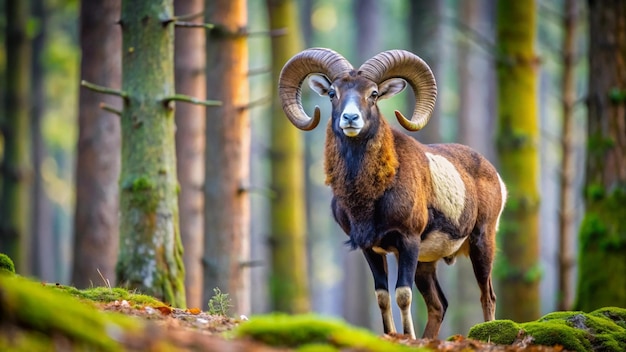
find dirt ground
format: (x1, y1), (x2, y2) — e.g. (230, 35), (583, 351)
(97, 300), (566, 351)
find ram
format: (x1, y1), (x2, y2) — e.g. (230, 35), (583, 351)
(278, 48), (507, 339)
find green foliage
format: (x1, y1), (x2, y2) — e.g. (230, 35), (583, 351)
(493, 256), (543, 283)
(207, 287), (233, 316)
(0, 254), (15, 274)
(235, 314), (421, 352)
(469, 307), (626, 351)
(609, 88), (626, 103)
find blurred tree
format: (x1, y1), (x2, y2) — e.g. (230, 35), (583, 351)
(0, 0), (32, 273)
(266, 0), (310, 313)
(203, 0), (251, 314)
(408, 0), (443, 144)
(72, 0), (121, 288)
(340, 0), (380, 330)
(457, 0), (495, 333)
(576, 0), (626, 311)
(31, 0), (55, 281)
(494, 0), (541, 321)
(113, 0), (185, 307)
(557, 0), (578, 312)
(175, 0), (205, 310)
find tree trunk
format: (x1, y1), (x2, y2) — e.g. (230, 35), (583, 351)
(203, 0), (251, 315)
(175, 0), (205, 310)
(0, 0), (32, 274)
(557, 0), (578, 312)
(266, 0), (310, 314)
(407, 0), (443, 144)
(31, 0), (55, 282)
(457, 0), (495, 333)
(576, 0), (626, 311)
(72, 0), (122, 289)
(116, 0), (185, 307)
(495, 0), (541, 322)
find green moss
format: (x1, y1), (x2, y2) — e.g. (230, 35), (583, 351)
(130, 176), (154, 191)
(50, 284), (165, 307)
(0, 275), (144, 351)
(235, 314), (422, 352)
(0, 253), (15, 274)
(522, 315), (591, 351)
(468, 319), (520, 345)
(469, 308), (626, 351)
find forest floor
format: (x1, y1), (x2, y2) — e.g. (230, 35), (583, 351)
(97, 299), (565, 351)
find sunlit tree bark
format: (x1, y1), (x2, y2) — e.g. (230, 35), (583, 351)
(495, 0), (541, 322)
(175, 0), (205, 310)
(203, 0), (251, 314)
(266, 0), (310, 313)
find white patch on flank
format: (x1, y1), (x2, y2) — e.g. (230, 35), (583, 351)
(419, 231), (467, 262)
(495, 173), (508, 230)
(425, 152), (466, 224)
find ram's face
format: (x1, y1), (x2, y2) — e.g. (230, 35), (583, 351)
(308, 73), (407, 138)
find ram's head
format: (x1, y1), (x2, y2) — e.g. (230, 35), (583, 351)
(278, 48), (438, 137)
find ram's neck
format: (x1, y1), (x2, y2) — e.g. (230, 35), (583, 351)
(324, 120), (399, 201)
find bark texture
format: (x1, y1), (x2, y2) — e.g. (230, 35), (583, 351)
(557, 0), (578, 312)
(116, 0), (185, 307)
(203, 0), (251, 314)
(495, 0), (541, 322)
(175, 0), (205, 310)
(72, 0), (122, 288)
(0, 0), (32, 273)
(266, 0), (311, 313)
(576, 0), (626, 312)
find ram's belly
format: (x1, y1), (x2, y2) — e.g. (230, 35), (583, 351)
(418, 231), (467, 262)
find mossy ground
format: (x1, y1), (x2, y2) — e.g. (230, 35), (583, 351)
(0, 253), (15, 274)
(234, 313), (424, 352)
(469, 307), (626, 351)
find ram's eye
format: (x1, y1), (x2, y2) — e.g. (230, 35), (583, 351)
(328, 89), (336, 99)
(371, 91), (379, 98)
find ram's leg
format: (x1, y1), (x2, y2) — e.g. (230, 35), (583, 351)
(414, 261), (448, 339)
(396, 245), (419, 339)
(362, 248), (395, 334)
(469, 225), (496, 321)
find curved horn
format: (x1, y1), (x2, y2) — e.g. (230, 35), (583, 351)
(278, 48), (353, 130)
(359, 50), (437, 131)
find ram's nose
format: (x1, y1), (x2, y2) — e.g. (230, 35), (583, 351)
(342, 113), (360, 123)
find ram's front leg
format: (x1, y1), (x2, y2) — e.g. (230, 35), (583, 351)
(362, 248), (396, 335)
(396, 242), (419, 339)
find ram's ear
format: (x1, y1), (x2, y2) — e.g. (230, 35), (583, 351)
(378, 78), (407, 100)
(308, 74), (332, 96)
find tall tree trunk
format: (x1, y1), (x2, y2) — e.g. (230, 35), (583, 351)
(495, 0), (541, 322)
(408, 0), (443, 144)
(72, 0), (122, 288)
(576, 0), (626, 311)
(557, 0), (578, 312)
(457, 0), (495, 333)
(203, 0), (251, 315)
(0, 0), (32, 274)
(175, 0), (205, 310)
(266, 0), (310, 314)
(31, 0), (54, 281)
(340, 0), (381, 329)
(116, 0), (185, 307)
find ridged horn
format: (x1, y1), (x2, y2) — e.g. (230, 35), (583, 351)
(278, 48), (353, 130)
(359, 50), (437, 131)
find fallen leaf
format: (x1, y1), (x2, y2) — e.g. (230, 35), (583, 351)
(155, 306), (173, 315)
(186, 308), (201, 315)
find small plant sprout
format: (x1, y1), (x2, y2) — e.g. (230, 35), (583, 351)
(207, 287), (232, 316)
